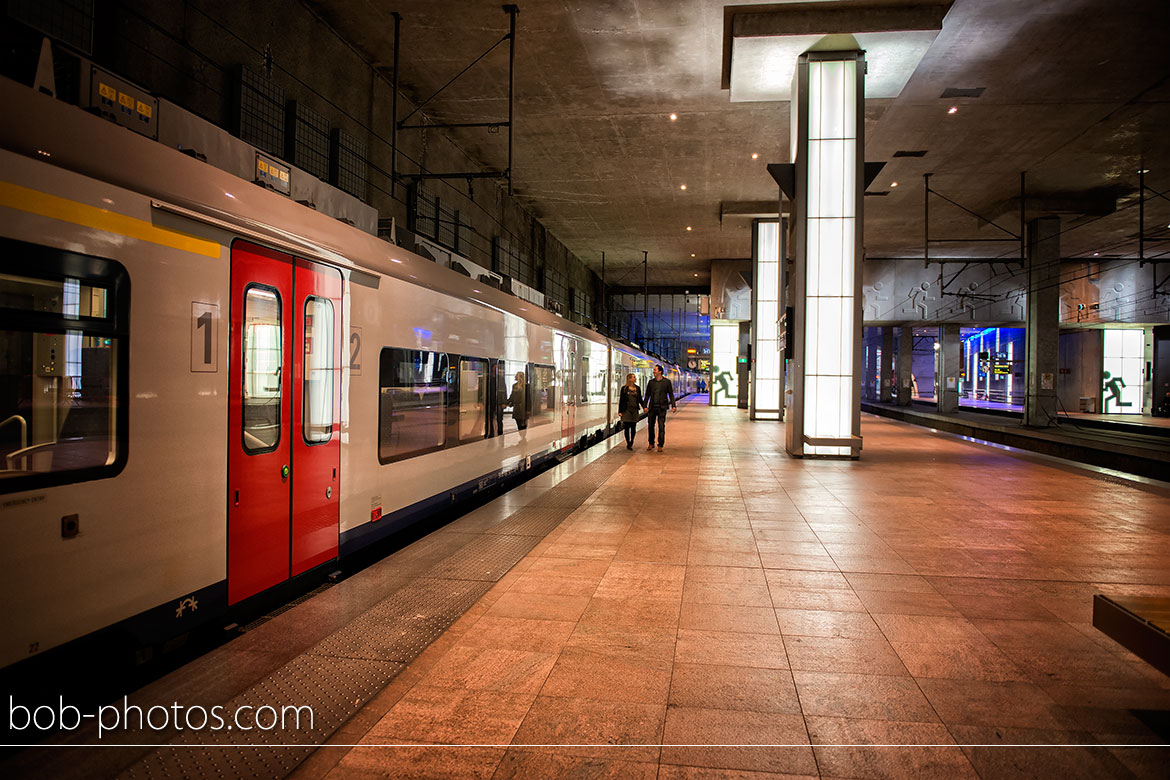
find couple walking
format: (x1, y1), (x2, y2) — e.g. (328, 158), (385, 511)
(618, 365), (677, 452)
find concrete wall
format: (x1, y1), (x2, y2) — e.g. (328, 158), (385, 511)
(862, 258), (1168, 328)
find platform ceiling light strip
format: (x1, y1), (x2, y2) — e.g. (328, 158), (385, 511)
(754, 221), (781, 418)
(0, 180), (220, 258)
(803, 57), (856, 456)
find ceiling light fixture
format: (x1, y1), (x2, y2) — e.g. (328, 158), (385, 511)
(691, 253), (696, 257)
(1093, 252), (1100, 256)
(680, 184), (687, 190)
(751, 152), (759, 160)
(890, 181), (899, 188)
(693, 273), (699, 277)
(686, 226), (692, 231)
(947, 106), (958, 114)
(669, 113), (677, 121)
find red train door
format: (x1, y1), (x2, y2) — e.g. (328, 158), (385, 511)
(290, 258), (341, 576)
(227, 242), (341, 604)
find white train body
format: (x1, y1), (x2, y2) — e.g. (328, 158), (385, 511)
(0, 77), (695, 669)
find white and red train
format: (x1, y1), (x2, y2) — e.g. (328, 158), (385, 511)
(0, 75), (695, 670)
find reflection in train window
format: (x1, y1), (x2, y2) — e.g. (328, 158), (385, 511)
(303, 296), (335, 444)
(458, 357), (488, 442)
(500, 360), (526, 435)
(0, 273), (110, 320)
(529, 363), (555, 427)
(242, 286), (282, 453)
(0, 243), (128, 493)
(379, 348), (448, 463)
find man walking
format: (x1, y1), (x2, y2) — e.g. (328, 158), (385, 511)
(644, 365), (677, 452)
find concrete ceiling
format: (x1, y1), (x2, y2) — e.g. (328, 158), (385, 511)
(305, 0), (1170, 287)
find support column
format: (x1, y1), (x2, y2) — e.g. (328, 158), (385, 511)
(783, 48), (865, 458)
(880, 327), (894, 402)
(938, 323), (961, 413)
(897, 326), (913, 406)
(1026, 216), (1061, 426)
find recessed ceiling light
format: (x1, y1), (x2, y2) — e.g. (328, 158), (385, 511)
(1093, 252), (1100, 256)
(669, 113), (677, 121)
(390, 258), (403, 263)
(680, 184), (687, 190)
(691, 253), (696, 257)
(693, 273), (699, 277)
(751, 153), (759, 160)
(947, 106), (958, 114)
(686, 226), (692, 231)
(890, 181), (899, 188)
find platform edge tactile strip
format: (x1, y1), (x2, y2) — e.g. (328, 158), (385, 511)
(117, 442), (624, 780)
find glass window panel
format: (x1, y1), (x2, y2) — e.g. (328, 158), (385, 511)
(243, 286), (282, 453)
(501, 360), (526, 435)
(529, 364), (556, 427)
(458, 357), (487, 442)
(0, 273), (109, 319)
(303, 296), (334, 444)
(379, 349), (449, 461)
(0, 330), (118, 479)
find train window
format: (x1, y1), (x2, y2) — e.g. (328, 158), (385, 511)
(529, 363), (556, 427)
(458, 357), (488, 442)
(242, 286), (282, 453)
(302, 296), (334, 444)
(500, 361), (526, 435)
(379, 348), (448, 462)
(0, 241), (129, 494)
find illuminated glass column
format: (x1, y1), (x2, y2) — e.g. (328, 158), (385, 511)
(751, 219), (783, 420)
(785, 50), (864, 458)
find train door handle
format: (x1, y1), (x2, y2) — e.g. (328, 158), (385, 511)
(326, 487), (333, 499)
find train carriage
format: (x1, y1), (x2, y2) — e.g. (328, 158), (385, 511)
(0, 75), (689, 671)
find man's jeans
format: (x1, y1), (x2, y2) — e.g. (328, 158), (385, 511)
(647, 407), (668, 446)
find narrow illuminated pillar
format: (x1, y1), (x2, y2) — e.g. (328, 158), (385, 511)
(785, 50), (864, 458)
(751, 219), (783, 420)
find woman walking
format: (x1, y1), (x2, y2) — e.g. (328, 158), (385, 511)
(617, 373), (644, 450)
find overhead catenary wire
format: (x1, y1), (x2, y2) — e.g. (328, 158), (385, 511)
(126, 0), (588, 294)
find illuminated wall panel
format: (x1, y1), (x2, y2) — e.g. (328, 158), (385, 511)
(802, 57), (857, 456)
(752, 220), (782, 419)
(711, 321), (740, 406)
(1102, 329), (1143, 414)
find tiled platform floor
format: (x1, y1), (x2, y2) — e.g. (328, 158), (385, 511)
(297, 398), (1170, 779)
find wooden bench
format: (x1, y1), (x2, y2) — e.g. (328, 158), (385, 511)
(1093, 594), (1170, 676)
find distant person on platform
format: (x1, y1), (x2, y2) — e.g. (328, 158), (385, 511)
(644, 365), (677, 452)
(617, 373), (644, 450)
(509, 371), (529, 432)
